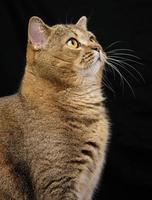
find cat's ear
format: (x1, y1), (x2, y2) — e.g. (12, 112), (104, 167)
(76, 16), (87, 30)
(28, 16), (50, 50)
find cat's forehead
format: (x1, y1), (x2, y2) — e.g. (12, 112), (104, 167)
(51, 24), (95, 40)
(68, 25), (94, 38)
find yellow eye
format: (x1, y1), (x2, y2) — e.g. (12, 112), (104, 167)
(66, 38), (80, 49)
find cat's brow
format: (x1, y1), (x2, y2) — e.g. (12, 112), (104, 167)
(88, 32), (96, 38)
(65, 26), (78, 37)
(70, 30), (78, 37)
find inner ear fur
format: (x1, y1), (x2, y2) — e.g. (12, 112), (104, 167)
(28, 16), (50, 50)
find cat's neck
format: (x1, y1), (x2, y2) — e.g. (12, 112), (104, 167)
(19, 65), (104, 113)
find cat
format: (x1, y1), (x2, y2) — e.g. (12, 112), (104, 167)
(0, 16), (110, 200)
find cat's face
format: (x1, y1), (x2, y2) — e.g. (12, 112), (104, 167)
(27, 16), (107, 86)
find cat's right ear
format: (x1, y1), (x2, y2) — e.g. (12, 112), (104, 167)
(76, 16), (87, 31)
(28, 16), (50, 50)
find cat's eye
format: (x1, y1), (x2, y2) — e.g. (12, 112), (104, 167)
(90, 36), (96, 42)
(66, 38), (80, 49)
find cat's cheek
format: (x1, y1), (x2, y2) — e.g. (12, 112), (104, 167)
(63, 46), (81, 58)
(73, 56), (84, 70)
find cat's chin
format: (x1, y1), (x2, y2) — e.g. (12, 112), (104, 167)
(89, 59), (102, 74)
(79, 50), (107, 77)
(80, 59), (102, 77)
(80, 51), (105, 77)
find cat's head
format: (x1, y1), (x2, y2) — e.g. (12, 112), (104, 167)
(27, 16), (107, 86)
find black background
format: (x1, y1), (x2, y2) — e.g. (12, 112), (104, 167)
(0, 0), (152, 199)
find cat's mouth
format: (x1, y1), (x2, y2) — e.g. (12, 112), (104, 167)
(93, 50), (107, 64)
(80, 50), (107, 76)
(88, 50), (106, 71)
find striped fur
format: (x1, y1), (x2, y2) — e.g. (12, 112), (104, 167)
(0, 16), (109, 200)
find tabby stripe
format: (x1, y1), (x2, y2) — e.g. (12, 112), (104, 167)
(68, 122), (80, 129)
(66, 116), (99, 127)
(77, 89), (101, 96)
(84, 53), (93, 59)
(43, 178), (78, 199)
(81, 149), (94, 160)
(41, 176), (72, 192)
(85, 141), (100, 150)
(52, 55), (70, 63)
(87, 57), (94, 62)
(60, 185), (77, 197)
(93, 102), (102, 106)
(69, 159), (88, 165)
(83, 102), (102, 107)
(81, 104), (101, 109)
(82, 118), (99, 126)
(84, 51), (92, 55)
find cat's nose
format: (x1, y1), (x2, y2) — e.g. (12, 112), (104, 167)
(91, 46), (100, 52)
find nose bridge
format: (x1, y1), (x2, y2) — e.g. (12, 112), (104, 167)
(91, 45), (100, 52)
(89, 43), (101, 52)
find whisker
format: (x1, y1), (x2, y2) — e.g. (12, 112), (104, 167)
(108, 58), (139, 82)
(65, 13), (68, 24)
(106, 60), (135, 96)
(108, 52), (141, 60)
(107, 48), (135, 54)
(108, 56), (145, 82)
(102, 76), (116, 94)
(108, 55), (143, 65)
(105, 60), (125, 91)
(104, 44), (145, 96)
(104, 41), (122, 51)
(106, 63), (116, 80)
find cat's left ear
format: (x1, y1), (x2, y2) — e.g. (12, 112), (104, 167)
(76, 16), (87, 31)
(28, 16), (50, 50)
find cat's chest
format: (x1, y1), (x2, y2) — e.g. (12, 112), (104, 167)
(20, 104), (109, 172)
(22, 106), (107, 147)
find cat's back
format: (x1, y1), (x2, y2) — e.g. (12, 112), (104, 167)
(0, 94), (22, 143)
(0, 94), (30, 200)
(0, 93), (21, 121)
